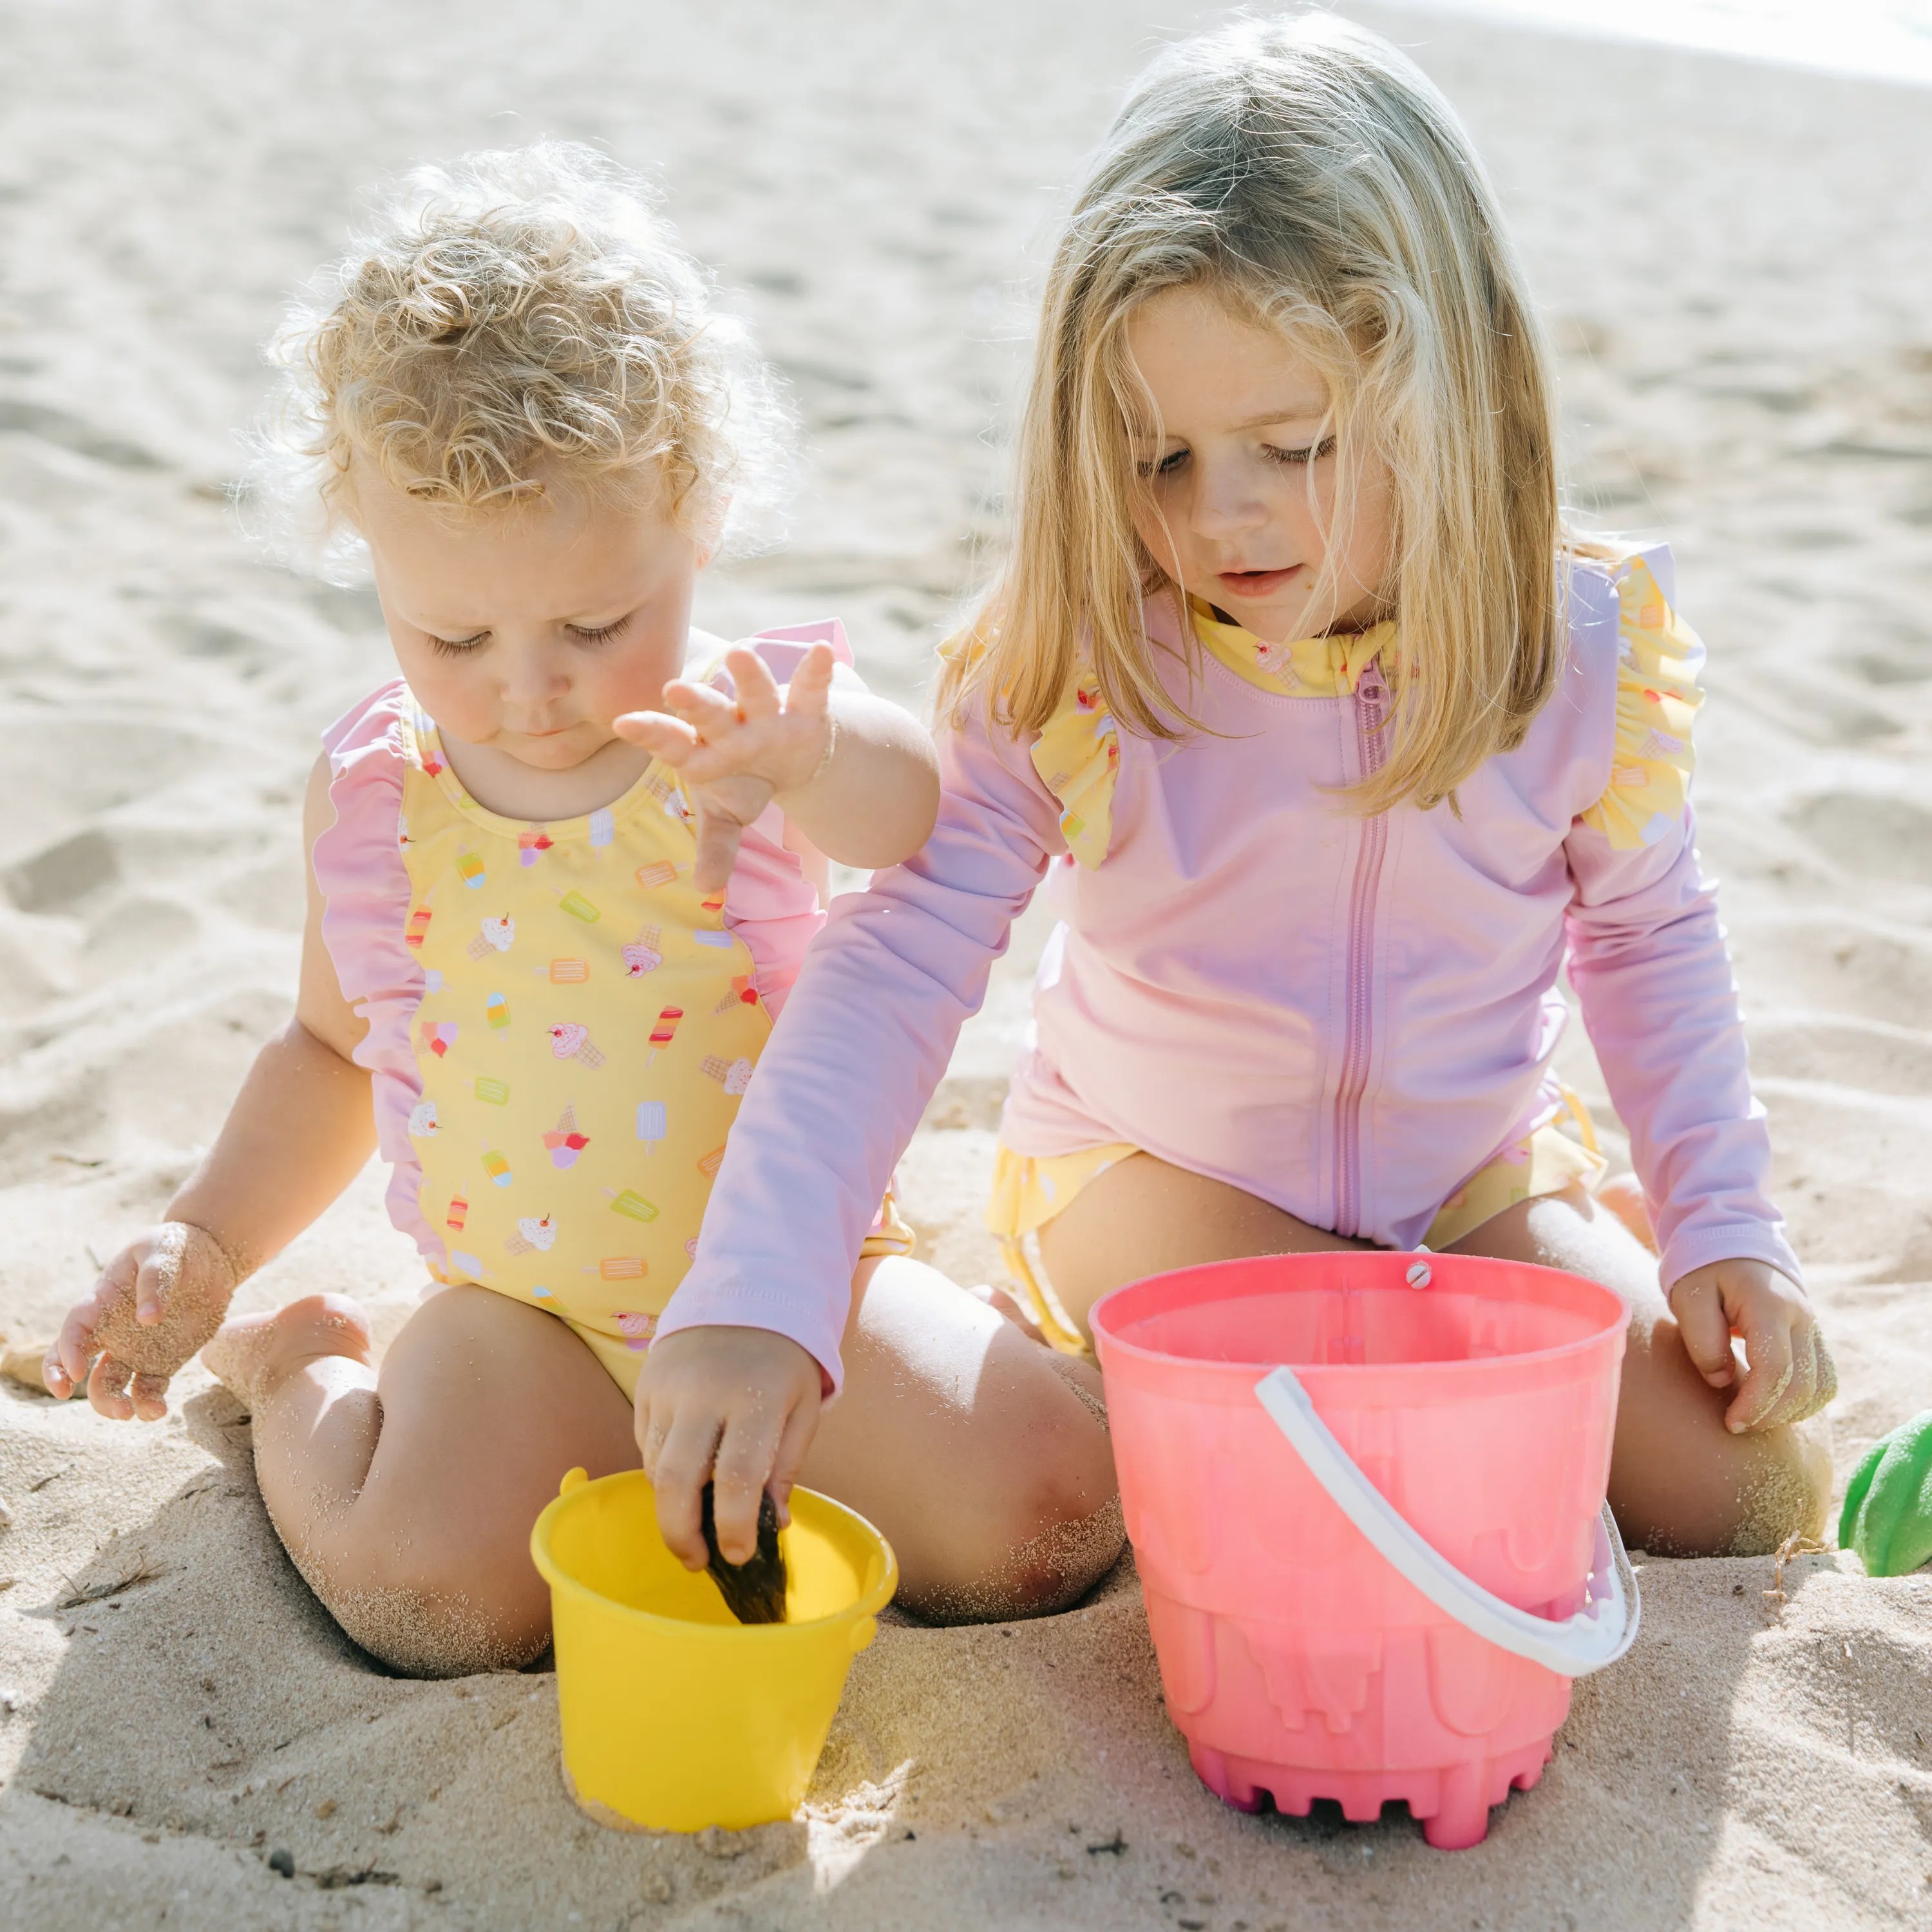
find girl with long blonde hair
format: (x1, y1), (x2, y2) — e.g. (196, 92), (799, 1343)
(643, 9), (1835, 1568)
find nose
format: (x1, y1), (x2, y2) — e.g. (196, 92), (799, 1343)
(1186, 452), (1269, 543)
(498, 637), (571, 717)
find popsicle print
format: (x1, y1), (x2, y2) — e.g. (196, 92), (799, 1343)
(406, 906), (433, 949)
(636, 1100), (666, 1154)
(475, 1076), (510, 1104)
(544, 1103), (591, 1170)
(634, 860), (678, 891)
(547, 1022), (605, 1069)
(481, 1148), (513, 1188)
(696, 1144), (727, 1180)
(647, 1007), (683, 1064)
(455, 848), (486, 889)
(446, 1193), (468, 1232)
(538, 959), (589, 984)
(558, 889), (600, 924)
(485, 992), (511, 1032)
(605, 1188), (659, 1223)
(699, 1054), (755, 1098)
(589, 1260), (649, 1282)
(623, 924), (663, 978)
(589, 808), (614, 851)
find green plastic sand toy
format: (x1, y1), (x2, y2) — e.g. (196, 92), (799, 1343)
(1840, 1410), (1932, 1578)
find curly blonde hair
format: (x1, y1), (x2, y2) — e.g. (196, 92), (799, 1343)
(249, 140), (790, 580)
(940, 12), (1567, 815)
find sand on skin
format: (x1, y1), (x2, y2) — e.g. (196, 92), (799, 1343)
(2, 2), (1931, 1926)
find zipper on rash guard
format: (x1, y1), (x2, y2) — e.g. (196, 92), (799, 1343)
(1333, 657), (1390, 1238)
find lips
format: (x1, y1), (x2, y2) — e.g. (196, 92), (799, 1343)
(1217, 565), (1301, 598)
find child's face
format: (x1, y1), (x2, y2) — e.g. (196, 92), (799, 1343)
(354, 463), (702, 773)
(1124, 286), (1393, 645)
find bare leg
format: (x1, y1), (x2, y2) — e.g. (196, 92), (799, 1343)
(1445, 1188), (1832, 1557)
(1037, 1150), (1367, 1340)
(803, 1255), (1122, 1622)
(205, 1287), (636, 1674)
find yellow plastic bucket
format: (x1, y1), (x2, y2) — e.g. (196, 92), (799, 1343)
(529, 1467), (897, 1832)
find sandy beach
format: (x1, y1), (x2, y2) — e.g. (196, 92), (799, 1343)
(2, 1), (1931, 1924)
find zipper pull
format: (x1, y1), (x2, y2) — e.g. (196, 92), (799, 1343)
(1356, 656), (1388, 706)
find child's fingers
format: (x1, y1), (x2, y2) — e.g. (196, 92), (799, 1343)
(1723, 1305), (1799, 1434)
(712, 1415), (782, 1567)
(663, 678), (745, 734)
(87, 1350), (138, 1423)
(52, 1288), (111, 1396)
(723, 646), (783, 719)
(1667, 1273), (1736, 1390)
(611, 708), (699, 762)
(130, 1372), (171, 1423)
(135, 1248), (172, 1325)
(780, 642), (836, 723)
(765, 1392), (818, 1531)
(650, 1413), (724, 1571)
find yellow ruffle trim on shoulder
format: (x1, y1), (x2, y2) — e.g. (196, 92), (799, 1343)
(938, 620), (1121, 869)
(1031, 673), (1121, 869)
(1577, 553), (1706, 851)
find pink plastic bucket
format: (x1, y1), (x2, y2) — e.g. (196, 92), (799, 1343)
(1092, 1251), (1631, 1849)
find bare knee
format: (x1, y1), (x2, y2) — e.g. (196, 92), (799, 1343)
(317, 1549), (550, 1676)
(901, 1356), (1124, 1626)
(274, 1493), (551, 1677)
(1611, 1304), (1834, 1558)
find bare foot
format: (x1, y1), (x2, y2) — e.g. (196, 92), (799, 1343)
(203, 1294), (375, 1414)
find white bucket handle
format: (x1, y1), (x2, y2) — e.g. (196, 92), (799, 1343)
(1255, 1364), (1640, 1678)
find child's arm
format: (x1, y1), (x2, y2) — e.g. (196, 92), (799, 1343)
(614, 640), (940, 893)
(637, 693), (1065, 1566)
(45, 753), (376, 1417)
(1567, 728), (1830, 1437)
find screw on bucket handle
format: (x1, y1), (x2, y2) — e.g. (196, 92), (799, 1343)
(1254, 1365), (1640, 1678)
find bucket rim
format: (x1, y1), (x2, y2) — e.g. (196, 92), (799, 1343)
(529, 1470), (900, 1639)
(1091, 1251), (1629, 1382)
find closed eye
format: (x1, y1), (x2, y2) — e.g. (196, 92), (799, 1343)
(1264, 435), (1337, 466)
(1137, 449), (1189, 479)
(429, 629), (489, 656)
(567, 614), (634, 645)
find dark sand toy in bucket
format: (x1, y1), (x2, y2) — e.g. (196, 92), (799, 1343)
(701, 1482), (788, 1623)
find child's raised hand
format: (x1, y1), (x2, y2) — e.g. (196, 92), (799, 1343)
(1669, 1259), (1837, 1434)
(633, 1323), (824, 1569)
(44, 1222), (239, 1420)
(614, 642), (837, 893)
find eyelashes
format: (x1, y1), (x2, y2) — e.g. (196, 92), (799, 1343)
(425, 613), (635, 657)
(1265, 435), (1337, 468)
(566, 614), (633, 646)
(1137, 435), (1338, 478)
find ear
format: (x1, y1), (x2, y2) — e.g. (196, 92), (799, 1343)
(693, 491), (732, 571)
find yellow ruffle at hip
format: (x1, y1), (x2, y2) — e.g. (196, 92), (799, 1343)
(985, 1099), (1607, 1357)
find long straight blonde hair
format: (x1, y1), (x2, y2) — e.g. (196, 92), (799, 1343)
(940, 12), (1566, 813)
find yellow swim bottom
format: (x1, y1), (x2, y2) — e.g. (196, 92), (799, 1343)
(558, 1190), (917, 1401)
(985, 1103), (1607, 1357)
